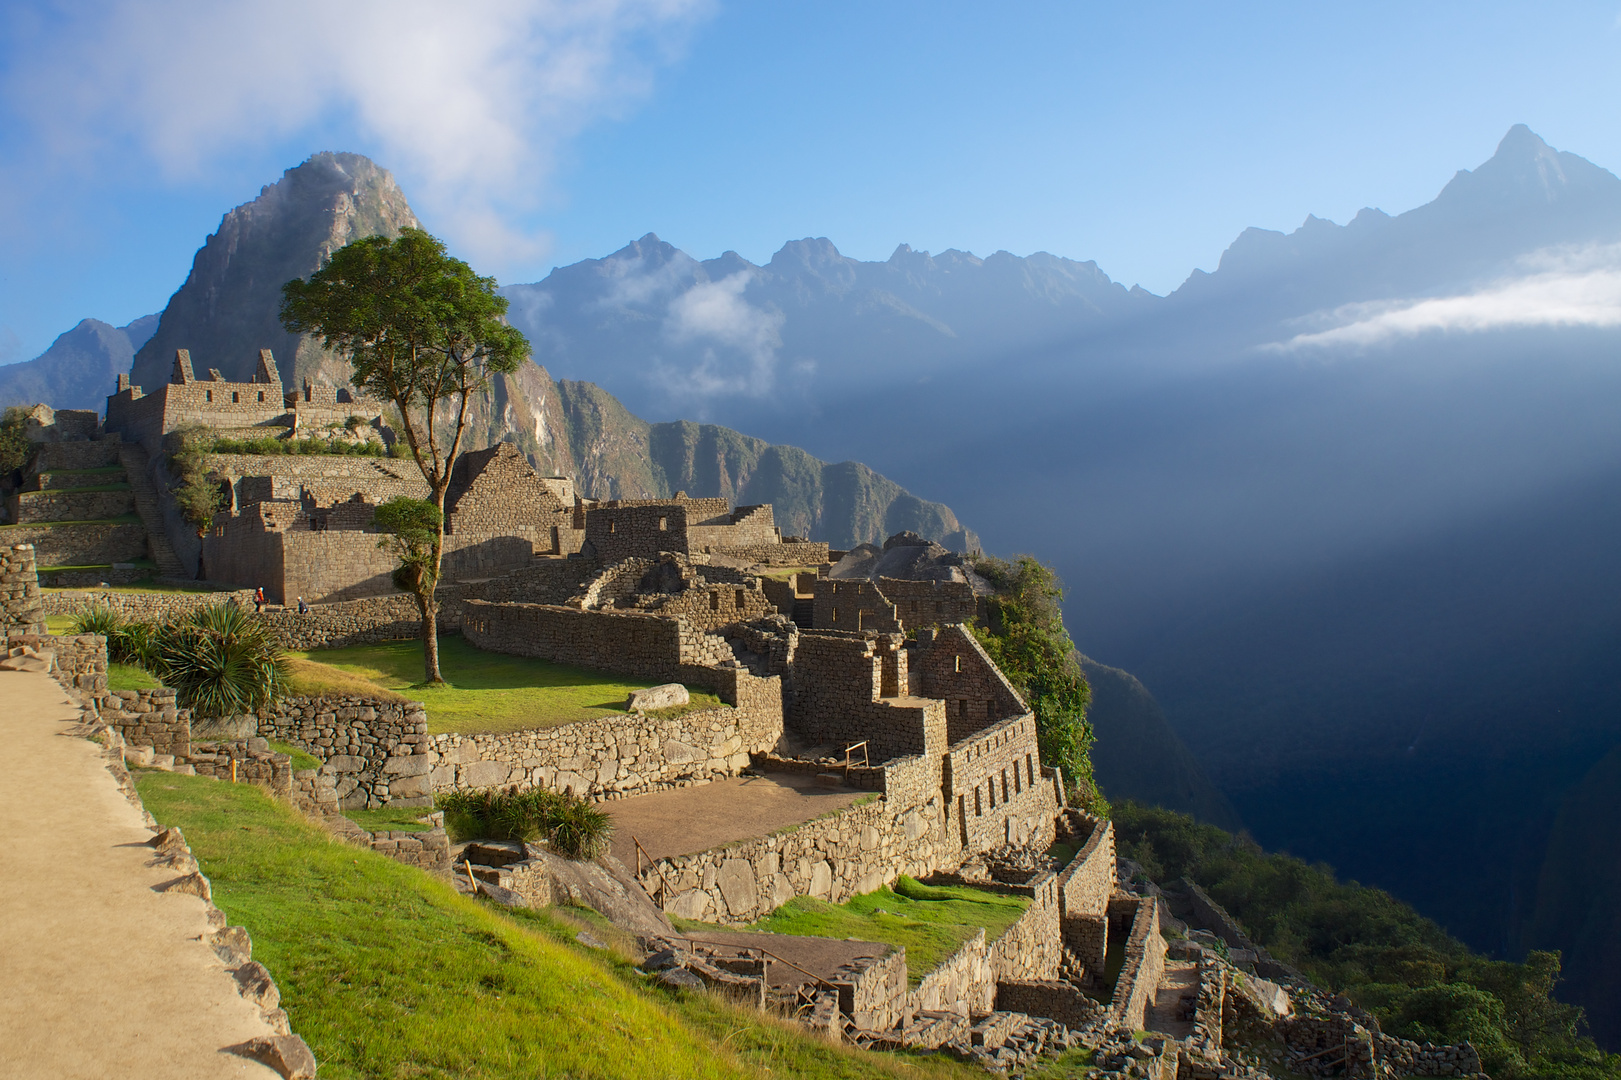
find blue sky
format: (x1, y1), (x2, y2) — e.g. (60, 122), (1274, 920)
(2, 0), (1619, 364)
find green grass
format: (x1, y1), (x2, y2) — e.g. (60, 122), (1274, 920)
(41, 466), (125, 476)
(342, 806), (433, 832)
(134, 772), (981, 1080)
(268, 741), (322, 771)
(28, 482), (131, 493)
(38, 558), (158, 573)
(45, 614), (75, 634)
(737, 876), (1030, 985)
(108, 662), (162, 691)
(0, 513), (142, 528)
(41, 578), (231, 595)
(289, 636), (725, 734)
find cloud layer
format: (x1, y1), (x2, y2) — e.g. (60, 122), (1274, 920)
(3, 0), (709, 271)
(1274, 243), (1621, 351)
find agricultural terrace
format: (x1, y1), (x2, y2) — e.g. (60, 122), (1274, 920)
(286, 636), (724, 734)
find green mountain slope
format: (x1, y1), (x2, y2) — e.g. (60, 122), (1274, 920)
(1079, 655), (1241, 829)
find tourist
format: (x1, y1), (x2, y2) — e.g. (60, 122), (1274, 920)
(297, 596), (308, 615)
(254, 586), (265, 613)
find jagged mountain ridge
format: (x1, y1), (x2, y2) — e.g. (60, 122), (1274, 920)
(0, 315), (158, 410)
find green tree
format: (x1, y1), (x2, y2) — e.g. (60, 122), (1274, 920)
(280, 229), (527, 683)
(373, 497), (442, 595)
(167, 424), (223, 537)
(969, 554), (1103, 813)
(0, 407), (31, 477)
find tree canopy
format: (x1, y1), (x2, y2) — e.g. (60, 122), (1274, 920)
(280, 229), (527, 683)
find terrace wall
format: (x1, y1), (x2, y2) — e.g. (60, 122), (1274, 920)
(252, 696), (433, 810)
(0, 523), (148, 566)
(1109, 896), (1168, 1032)
(941, 714), (1057, 852)
(1057, 813), (1116, 975)
(0, 544), (45, 634)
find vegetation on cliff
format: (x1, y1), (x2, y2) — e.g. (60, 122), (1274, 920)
(1114, 801), (1621, 1080)
(970, 554), (1103, 814)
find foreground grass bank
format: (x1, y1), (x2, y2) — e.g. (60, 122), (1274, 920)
(288, 636), (723, 734)
(136, 772), (982, 1080)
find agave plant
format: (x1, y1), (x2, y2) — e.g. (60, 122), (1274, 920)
(70, 603), (124, 638)
(435, 786), (614, 860)
(151, 603), (287, 718)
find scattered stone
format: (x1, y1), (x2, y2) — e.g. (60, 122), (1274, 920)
(231, 961), (281, 1011)
(154, 871), (211, 901)
(627, 683), (689, 713)
(229, 1035), (317, 1080)
(656, 968), (705, 990)
(475, 880), (529, 907)
(575, 931), (608, 949)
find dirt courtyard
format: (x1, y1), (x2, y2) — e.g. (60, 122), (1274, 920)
(606, 771), (869, 866)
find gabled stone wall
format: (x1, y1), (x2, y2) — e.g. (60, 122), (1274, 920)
(812, 579), (902, 633)
(788, 631), (945, 760)
(911, 624), (1028, 742)
(941, 715), (1054, 851)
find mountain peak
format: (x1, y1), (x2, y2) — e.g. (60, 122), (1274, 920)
(1493, 123), (1554, 163)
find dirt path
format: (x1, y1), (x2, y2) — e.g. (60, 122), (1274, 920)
(1145, 959), (1200, 1038)
(0, 670), (279, 1079)
(607, 771), (869, 865)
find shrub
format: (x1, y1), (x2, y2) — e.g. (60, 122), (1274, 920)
(436, 787), (614, 861)
(151, 603), (287, 718)
(71, 603), (124, 638)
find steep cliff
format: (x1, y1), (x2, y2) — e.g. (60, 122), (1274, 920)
(129, 152), (420, 393)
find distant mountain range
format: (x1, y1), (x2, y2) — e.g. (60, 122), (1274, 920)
(495, 125), (1621, 1045)
(0, 314), (159, 410)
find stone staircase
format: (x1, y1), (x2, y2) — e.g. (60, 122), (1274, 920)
(117, 442), (188, 578)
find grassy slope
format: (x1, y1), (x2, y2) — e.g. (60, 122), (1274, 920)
(737, 877), (1029, 985)
(108, 662), (162, 691)
(136, 772), (980, 1080)
(287, 636), (723, 734)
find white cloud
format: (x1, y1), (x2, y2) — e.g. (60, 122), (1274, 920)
(3, 0), (710, 273)
(659, 270), (784, 398)
(1271, 243), (1621, 351)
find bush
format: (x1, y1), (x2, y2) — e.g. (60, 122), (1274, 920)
(150, 603), (286, 718)
(436, 787), (614, 861)
(71, 603), (123, 638)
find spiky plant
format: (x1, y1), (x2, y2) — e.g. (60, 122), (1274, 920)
(71, 603), (124, 638)
(152, 603), (286, 718)
(547, 797), (615, 860)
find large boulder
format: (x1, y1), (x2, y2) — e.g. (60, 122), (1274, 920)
(628, 683), (688, 713)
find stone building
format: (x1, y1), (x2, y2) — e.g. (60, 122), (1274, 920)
(105, 348), (388, 454)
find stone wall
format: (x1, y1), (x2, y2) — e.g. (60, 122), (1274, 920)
(911, 624), (1028, 742)
(996, 980), (1105, 1029)
(830, 949), (910, 1032)
(253, 696), (433, 810)
(1057, 813), (1116, 975)
(101, 688), (190, 758)
(0, 544), (45, 634)
(40, 587), (254, 621)
(258, 594), (428, 649)
(585, 503), (689, 562)
(987, 871), (1062, 983)
(188, 739), (293, 800)
(37, 467), (128, 491)
(646, 788), (962, 924)
(812, 579), (901, 633)
(877, 577), (978, 629)
(909, 929), (995, 1016)
(13, 488), (136, 525)
(1109, 896), (1168, 1032)
(462, 599), (727, 682)
(33, 440), (122, 472)
(942, 715), (1054, 851)
(426, 702), (777, 798)
(788, 632), (944, 760)
(0, 523), (148, 566)
(712, 540), (830, 566)
(106, 351), (288, 451)
(7, 631), (109, 702)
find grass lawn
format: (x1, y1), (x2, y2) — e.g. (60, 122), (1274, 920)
(135, 772), (981, 1080)
(732, 876), (1030, 985)
(288, 636), (725, 735)
(42, 578), (233, 595)
(107, 662), (162, 691)
(45, 614), (75, 634)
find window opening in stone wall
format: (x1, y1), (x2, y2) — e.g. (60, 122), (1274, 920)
(832, 607), (838, 622)
(735, 589), (745, 609)
(1013, 763), (1022, 794)
(257, 391), (265, 402)
(986, 778), (996, 808)
(954, 655), (961, 673)
(608, 519), (615, 533)
(205, 390), (212, 402)
(658, 516), (667, 531)
(710, 592), (720, 612)
(974, 788), (983, 816)
(232, 391), (239, 403)
(1026, 754), (1035, 787)
(1001, 769), (1010, 801)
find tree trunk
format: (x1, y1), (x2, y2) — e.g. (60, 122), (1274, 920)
(421, 500), (448, 685)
